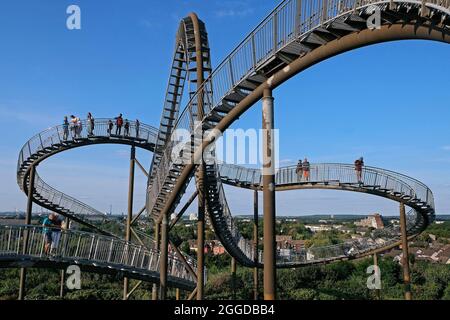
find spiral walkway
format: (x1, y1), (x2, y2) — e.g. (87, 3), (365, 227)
(12, 118), (197, 286)
(215, 163), (435, 266)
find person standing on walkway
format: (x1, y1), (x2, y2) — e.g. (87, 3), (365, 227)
(302, 158), (310, 182)
(50, 215), (62, 255)
(87, 112), (95, 136)
(107, 119), (113, 136)
(135, 119), (140, 138)
(70, 115), (78, 139)
(355, 157), (364, 184)
(115, 113), (123, 135)
(124, 119), (130, 137)
(42, 213), (55, 255)
(296, 159), (303, 182)
(62, 116), (69, 141)
(76, 117), (83, 138)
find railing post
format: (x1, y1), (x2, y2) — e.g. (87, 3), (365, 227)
(295, 0), (302, 36)
(273, 10), (279, 53)
(399, 202), (412, 300)
(18, 164), (36, 300)
(262, 88), (276, 300)
(251, 34), (257, 68)
(322, 0), (328, 24)
(88, 235), (95, 259)
(228, 60), (235, 85)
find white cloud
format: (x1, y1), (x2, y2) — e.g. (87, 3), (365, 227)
(215, 8), (254, 18)
(0, 105), (59, 126)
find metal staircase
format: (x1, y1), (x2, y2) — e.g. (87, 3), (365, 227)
(147, 15), (213, 218)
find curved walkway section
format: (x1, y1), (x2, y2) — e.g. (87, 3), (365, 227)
(0, 225), (196, 290)
(15, 119), (199, 282)
(212, 163), (435, 267)
(16, 119), (158, 232)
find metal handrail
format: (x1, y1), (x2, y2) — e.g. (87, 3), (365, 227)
(147, 0), (448, 216)
(17, 118), (159, 184)
(214, 162), (434, 264)
(0, 224), (196, 283)
(218, 163), (434, 204)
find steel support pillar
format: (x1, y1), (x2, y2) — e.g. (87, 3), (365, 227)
(176, 288), (181, 300)
(60, 217), (70, 299)
(19, 165), (36, 300)
(159, 214), (169, 300)
(373, 253), (381, 300)
(262, 88), (276, 301)
(59, 270), (65, 298)
(253, 190), (259, 300)
(189, 12), (206, 301)
(124, 146), (136, 300)
(231, 257), (237, 300)
(399, 202), (412, 300)
(152, 221), (160, 300)
(196, 167), (206, 300)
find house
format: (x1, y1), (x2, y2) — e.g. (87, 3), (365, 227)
(305, 224), (332, 232)
(275, 235), (306, 253)
(354, 213), (384, 229)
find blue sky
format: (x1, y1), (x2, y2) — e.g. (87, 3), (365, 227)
(0, 0), (449, 217)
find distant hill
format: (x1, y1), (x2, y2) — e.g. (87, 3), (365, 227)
(235, 214), (450, 222)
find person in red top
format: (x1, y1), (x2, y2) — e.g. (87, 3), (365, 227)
(115, 113), (123, 135)
(354, 157), (364, 184)
(302, 158), (310, 182)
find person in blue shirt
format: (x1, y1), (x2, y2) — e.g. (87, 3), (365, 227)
(62, 116), (69, 141)
(42, 213), (55, 255)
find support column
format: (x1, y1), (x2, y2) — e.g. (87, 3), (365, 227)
(262, 88), (276, 301)
(399, 202), (412, 300)
(253, 190), (259, 300)
(196, 168), (205, 300)
(373, 253), (381, 300)
(231, 257), (237, 300)
(152, 222), (160, 300)
(19, 164), (36, 300)
(189, 12), (206, 301)
(124, 146), (136, 300)
(159, 214), (169, 300)
(60, 216), (70, 299)
(176, 288), (181, 300)
(60, 270), (65, 298)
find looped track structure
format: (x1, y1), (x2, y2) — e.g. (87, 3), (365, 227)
(5, 0), (449, 296)
(147, 0), (447, 268)
(11, 118), (198, 286)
